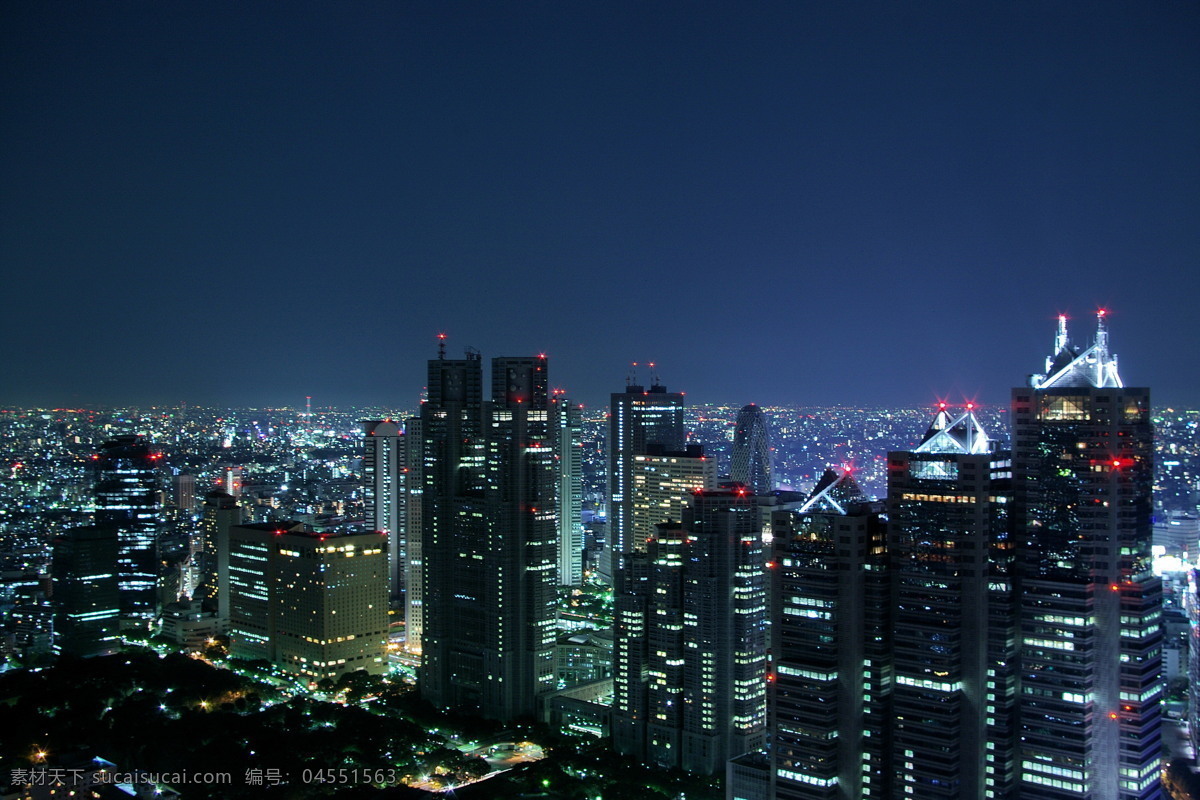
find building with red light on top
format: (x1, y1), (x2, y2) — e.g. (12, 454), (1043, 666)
(1012, 312), (1160, 800)
(226, 522), (388, 680)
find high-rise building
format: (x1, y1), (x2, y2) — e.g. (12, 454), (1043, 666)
(403, 415), (424, 654)
(769, 468), (889, 800)
(226, 522), (389, 681)
(614, 486), (767, 774)
(170, 474), (196, 513)
(94, 435), (162, 624)
(732, 404), (774, 495)
(608, 382), (686, 578)
(553, 394), (584, 586)
(1012, 313), (1161, 800)
(419, 349), (558, 721)
(886, 406), (1017, 799)
(630, 446), (718, 546)
(362, 419), (404, 600)
(51, 525), (120, 657)
(197, 490), (241, 623)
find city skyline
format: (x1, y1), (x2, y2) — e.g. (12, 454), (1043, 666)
(4, 4), (1199, 409)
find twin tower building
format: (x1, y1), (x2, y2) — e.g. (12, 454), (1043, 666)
(372, 313), (1160, 800)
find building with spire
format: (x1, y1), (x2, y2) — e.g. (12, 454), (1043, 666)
(886, 405), (1017, 799)
(419, 345), (558, 721)
(768, 468), (890, 800)
(1012, 312), (1161, 800)
(732, 404), (774, 495)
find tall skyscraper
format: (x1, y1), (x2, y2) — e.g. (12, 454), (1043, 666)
(197, 490), (241, 623)
(51, 526), (120, 657)
(769, 469), (890, 800)
(553, 394), (584, 586)
(403, 415), (424, 654)
(887, 406), (1017, 799)
(732, 404), (774, 495)
(419, 348), (558, 720)
(361, 419), (404, 600)
(613, 486), (767, 774)
(94, 435), (162, 624)
(608, 382), (686, 578)
(227, 522), (389, 681)
(1012, 313), (1161, 800)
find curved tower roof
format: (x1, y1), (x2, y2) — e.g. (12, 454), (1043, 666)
(731, 404), (774, 495)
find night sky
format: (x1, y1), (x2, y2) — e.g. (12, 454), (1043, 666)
(4, 3), (1198, 411)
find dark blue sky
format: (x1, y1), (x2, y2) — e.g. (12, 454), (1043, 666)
(4, 2), (1198, 410)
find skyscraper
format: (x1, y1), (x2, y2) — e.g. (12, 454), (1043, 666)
(1012, 313), (1161, 800)
(94, 435), (162, 624)
(769, 469), (889, 800)
(630, 446), (718, 546)
(887, 406), (1017, 799)
(362, 419), (404, 600)
(403, 414), (424, 654)
(419, 348), (558, 721)
(51, 525), (120, 657)
(608, 381), (686, 578)
(732, 404), (774, 495)
(197, 490), (241, 624)
(553, 394), (584, 586)
(227, 522), (389, 681)
(613, 486), (767, 774)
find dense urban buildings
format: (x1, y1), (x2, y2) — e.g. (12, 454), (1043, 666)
(0, 315), (1191, 798)
(418, 349), (558, 720)
(1013, 314), (1162, 799)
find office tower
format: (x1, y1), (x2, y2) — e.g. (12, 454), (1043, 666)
(1187, 570), (1200, 757)
(51, 526), (120, 657)
(553, 394), (585, 586)
(403, 415), (424, 653)
(94, 435), (162, 623)
(613, 486), (767, 774)
(608, 381), (686, 577)
(170, 474), (196, 513)
(1012, 313), (1160, 800)
(227, 523), (388, 680)
(362, 419), (404, 600)
(630, 445), (718, 546)
(769, 468), (889, 800)
(732, 404), (774, 495)
(886, 406), (1017, 799)
(222, 466), (243, 496)
(419, 349), (558, 720)
(198, 490), (240, 622)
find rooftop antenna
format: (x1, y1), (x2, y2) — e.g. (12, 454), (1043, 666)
(437, 332), (447, 360)
(648, 361), (661, 386)
(1095, 308), (1109, 351)
(627, 361), (638, 387)
(1055, 314), (1069, 354)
